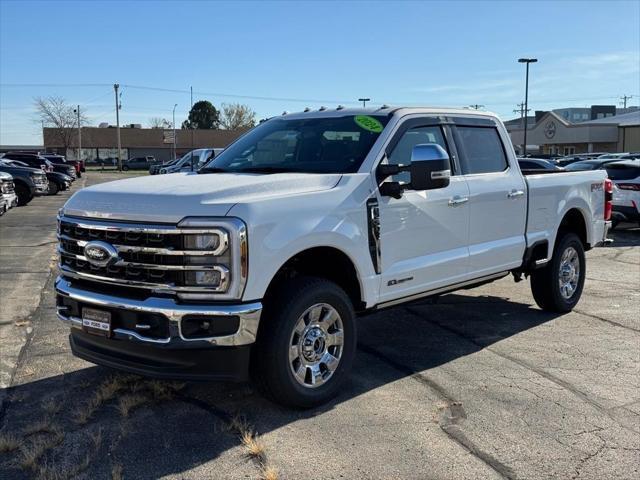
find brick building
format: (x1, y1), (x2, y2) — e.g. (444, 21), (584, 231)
(43, 126), (247, 163)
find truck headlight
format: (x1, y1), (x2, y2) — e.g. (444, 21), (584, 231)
(184, 233), (224, 252)
(177, 217), (247, 301)
(184, 267), (229, 288)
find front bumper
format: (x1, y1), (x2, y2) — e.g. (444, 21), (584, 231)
(55, 277), (262, 381)
(2, 193), (18, 208)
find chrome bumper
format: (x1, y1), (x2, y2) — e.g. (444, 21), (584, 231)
(55, 277), (262, 347)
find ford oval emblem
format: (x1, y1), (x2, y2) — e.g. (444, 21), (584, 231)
(83, 241), (118, 267)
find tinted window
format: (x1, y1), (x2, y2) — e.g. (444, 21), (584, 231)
(387, 125), (448, 182)
(518, 160), (536, 169)
(606, 164), (640, 181)
(456, 127), (508, 174)
(203, 115), (390, 174)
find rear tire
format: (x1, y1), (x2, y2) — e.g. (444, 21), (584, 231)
(122, 165), (129, 171)
(530, 232), (585, 312)
(15, 184), (33, 206)
(253, 277), (356, 408)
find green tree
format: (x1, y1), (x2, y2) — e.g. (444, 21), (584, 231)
(181, 100), (220, 129)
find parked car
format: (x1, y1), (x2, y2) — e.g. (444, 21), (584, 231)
(121, 156), (157, 171)
(55, 107), (611, 408)
(4, 159), (73, 195)
(1, 152), (76, 179)
(42, 154), (83, 177)
(0, 160), (49, 205)
(0, 171), (18, 215)
(158, 149), (223, 174)
(556, 153), (609, 167)
(518, 158), (563, 171)
(564, 158), (623, 171)
(605, 160), (640, 227)
(149, 157), (180, 175)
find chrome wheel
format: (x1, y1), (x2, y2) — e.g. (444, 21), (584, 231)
(289, 303), (344, 389)
(558, 246), (580, 299)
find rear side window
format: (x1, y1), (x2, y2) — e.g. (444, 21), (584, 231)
(456, 127), (508, 174)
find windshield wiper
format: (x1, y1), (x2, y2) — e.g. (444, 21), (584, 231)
(234, 166), (306, 174)
(198, 167), (229, 174)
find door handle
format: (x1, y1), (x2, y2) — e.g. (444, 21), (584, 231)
(507, 189), (525, 199)
(448, 195), (469, 207)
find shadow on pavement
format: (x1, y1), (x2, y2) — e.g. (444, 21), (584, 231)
(0, 292), (563, 479)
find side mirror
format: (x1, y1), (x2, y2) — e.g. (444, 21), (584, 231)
(409, 144), (451, 191)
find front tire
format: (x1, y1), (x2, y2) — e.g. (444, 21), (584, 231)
(15, 184), (33, 206)
(48, 181), (59, 195)
(530, 232), (585, 312)
(122, 165), (129, 171)
(254, 277), (356, 408)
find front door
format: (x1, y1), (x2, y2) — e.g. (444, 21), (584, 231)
(377, 121), (470, 304)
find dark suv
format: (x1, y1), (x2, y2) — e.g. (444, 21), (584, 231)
(122, 156), (157, 171)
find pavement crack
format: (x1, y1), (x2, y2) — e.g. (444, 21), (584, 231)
(572, 309), (639, 333)
(358, 342), (515, 479)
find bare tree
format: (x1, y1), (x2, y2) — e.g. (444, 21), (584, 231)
(34, 96), (87, 151)
(149, 117), (171, 129)
(219, 103), (256, 130)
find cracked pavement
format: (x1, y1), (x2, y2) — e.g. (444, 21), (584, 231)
(1, 172), (638, 479)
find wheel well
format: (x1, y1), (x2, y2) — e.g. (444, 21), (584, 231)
(559, 208), (588, 249)
(264, 247), (364, 311)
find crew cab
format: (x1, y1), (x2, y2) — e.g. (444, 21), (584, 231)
(55, 107), (610, 407)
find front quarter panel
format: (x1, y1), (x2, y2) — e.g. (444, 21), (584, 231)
(229, 174), (379, 306)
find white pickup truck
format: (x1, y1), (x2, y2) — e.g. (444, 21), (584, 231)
(56, 107), (611, 407)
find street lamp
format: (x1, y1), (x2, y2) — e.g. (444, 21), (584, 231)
(358, 98), (370, 108)
(172, 103), (178, 160)
(518, 58), (537, 156)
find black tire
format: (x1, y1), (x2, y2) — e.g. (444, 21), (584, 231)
(122, 165), (129, 171)
(76, 171), (82, 178)
(15, 184), (33, 206)
(48, 181), (59, 195)
(530, 232), (585, 312)
(253, 277), (357, 408)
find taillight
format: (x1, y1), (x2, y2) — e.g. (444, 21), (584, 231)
(604, 178), (613, 221)
(617, 183), (640, 191)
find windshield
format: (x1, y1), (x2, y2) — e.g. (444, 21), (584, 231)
(201, 115), (390, 174)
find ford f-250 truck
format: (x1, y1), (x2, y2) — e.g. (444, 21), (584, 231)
(55, 107), (611, 407)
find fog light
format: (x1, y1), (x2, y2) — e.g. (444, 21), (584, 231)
(185, 270), (222, 286)
(184, 234), (220, 251)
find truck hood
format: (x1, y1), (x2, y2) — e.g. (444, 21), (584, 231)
(62, 172), (342, 222)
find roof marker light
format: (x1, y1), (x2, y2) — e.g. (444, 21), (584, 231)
(282, 111), (289, 116)
(319, 106), (327, 111)
(303, 107), (311, 112)
(336, 105), (345, 110)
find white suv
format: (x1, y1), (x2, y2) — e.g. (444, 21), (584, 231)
(607, 159), (640, 227)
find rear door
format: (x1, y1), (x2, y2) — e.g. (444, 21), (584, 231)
(452, 120), (527, 277)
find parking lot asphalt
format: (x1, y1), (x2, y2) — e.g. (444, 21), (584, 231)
(0, 172), (638, 480)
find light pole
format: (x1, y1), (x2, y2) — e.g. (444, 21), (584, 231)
(358, 97), (370, 108)
(172, 103), (178, 160)
(73, 105), (81, 161)
(518, 58), (537, 156)
(114, 83), (122, 171)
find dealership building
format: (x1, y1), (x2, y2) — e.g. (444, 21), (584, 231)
(42, 125), (246, 163)
(507, 108), (639, 156)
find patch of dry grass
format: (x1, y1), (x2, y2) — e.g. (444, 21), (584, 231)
(0, 432), (20, 452)
(116, 393), (148, 417)
(37, 453), (91, 480)
(241, 430), (266, 461)
(42, 397), (62, 415)
(18, 432), (64, 471)
(22, 419), (60, 437)
(261, 465), (279, 480)
(111, 462), (123, 480)
(73, 375), (134, 424)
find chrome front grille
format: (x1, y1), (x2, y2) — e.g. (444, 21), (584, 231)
(57, 215), (246, 299)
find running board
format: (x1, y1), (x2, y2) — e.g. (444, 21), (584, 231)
(374, 272), (509, 310)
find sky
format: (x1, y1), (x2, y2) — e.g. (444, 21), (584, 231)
(1, 0), (639, 145)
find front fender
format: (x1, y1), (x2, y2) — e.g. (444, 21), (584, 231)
(228, 174), (379, 306)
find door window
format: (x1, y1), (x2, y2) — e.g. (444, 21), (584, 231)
(386, 125), (449, 182)
(456, 127), (508, 174)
